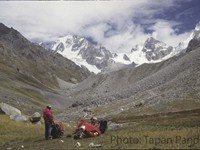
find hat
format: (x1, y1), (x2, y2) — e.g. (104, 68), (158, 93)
(91, 117), (97, 120)
(93, 117), (97, 120)
(80, 125), (86, 131)
(47, 104), (52, 108)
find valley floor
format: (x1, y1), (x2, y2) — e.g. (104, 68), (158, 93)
(1, 108), (200, 149)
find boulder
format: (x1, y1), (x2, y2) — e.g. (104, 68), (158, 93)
(30, 112), (41, 123)
(0, 103), (21, 116)
(108, 122), (123, 130)
(0, 103), (27, 122)
(0, 106), (5, 114)
(10, 114), (28, 122)
(108, 122), (128, 130)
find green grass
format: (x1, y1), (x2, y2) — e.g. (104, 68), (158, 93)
(0, 115), (44, 146)
(0, 62), (16, 77)
(1, 106), (200, 149)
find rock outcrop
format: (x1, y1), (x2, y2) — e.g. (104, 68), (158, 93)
(0, 103), (27, 122)
(30, 112), (41, 123)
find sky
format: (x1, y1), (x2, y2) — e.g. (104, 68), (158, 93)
(0, 0), (200, 53)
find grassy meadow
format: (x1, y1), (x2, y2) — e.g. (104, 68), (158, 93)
(1, 106), (200, 149)
(0, 115), (44, 146)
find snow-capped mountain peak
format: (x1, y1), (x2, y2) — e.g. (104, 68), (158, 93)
(195, 22), (200, 31)
(40, 35), (183, 73)
(174, 21), (200, 54)
(193, 22), (200, 40)
(143, 37), (168, 51)
(141, 37), (174, 61)
(40, 21), (200, 74)
(186, 21), (200, 52)
(41, 35), (116, 74)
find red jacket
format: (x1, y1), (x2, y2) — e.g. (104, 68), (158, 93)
(43, 107), (54, 122)
(77, 119), (101, 137)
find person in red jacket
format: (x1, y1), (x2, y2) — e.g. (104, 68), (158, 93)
(43, 104), (54, 140)
(75, 119), (101, 139)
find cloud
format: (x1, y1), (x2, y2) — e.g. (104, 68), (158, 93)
(150, 20), (192, 46)
(0, 0), (195, 53)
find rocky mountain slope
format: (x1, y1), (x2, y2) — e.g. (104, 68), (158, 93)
(0, 23), (90, 86)
(60, 30), (200, 119)
(0, 23), (91, 113)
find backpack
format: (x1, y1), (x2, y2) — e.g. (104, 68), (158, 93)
(74, 128), (84, 139)
(51, 122), (64, 139)
(99, 119), (107, 134)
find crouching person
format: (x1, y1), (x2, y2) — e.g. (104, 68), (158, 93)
(43, 104), (54, 140)
(74, 119), (101, 139)
(90, 117), (108, 134)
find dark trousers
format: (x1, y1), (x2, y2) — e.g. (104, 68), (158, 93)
(45, 121), (52, 140)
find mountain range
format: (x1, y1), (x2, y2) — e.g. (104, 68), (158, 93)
(1, 20), (200, 150)
(1, 21), (200, 120)
(59, 22), (200, 119)
(40, 22), (200, 74)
